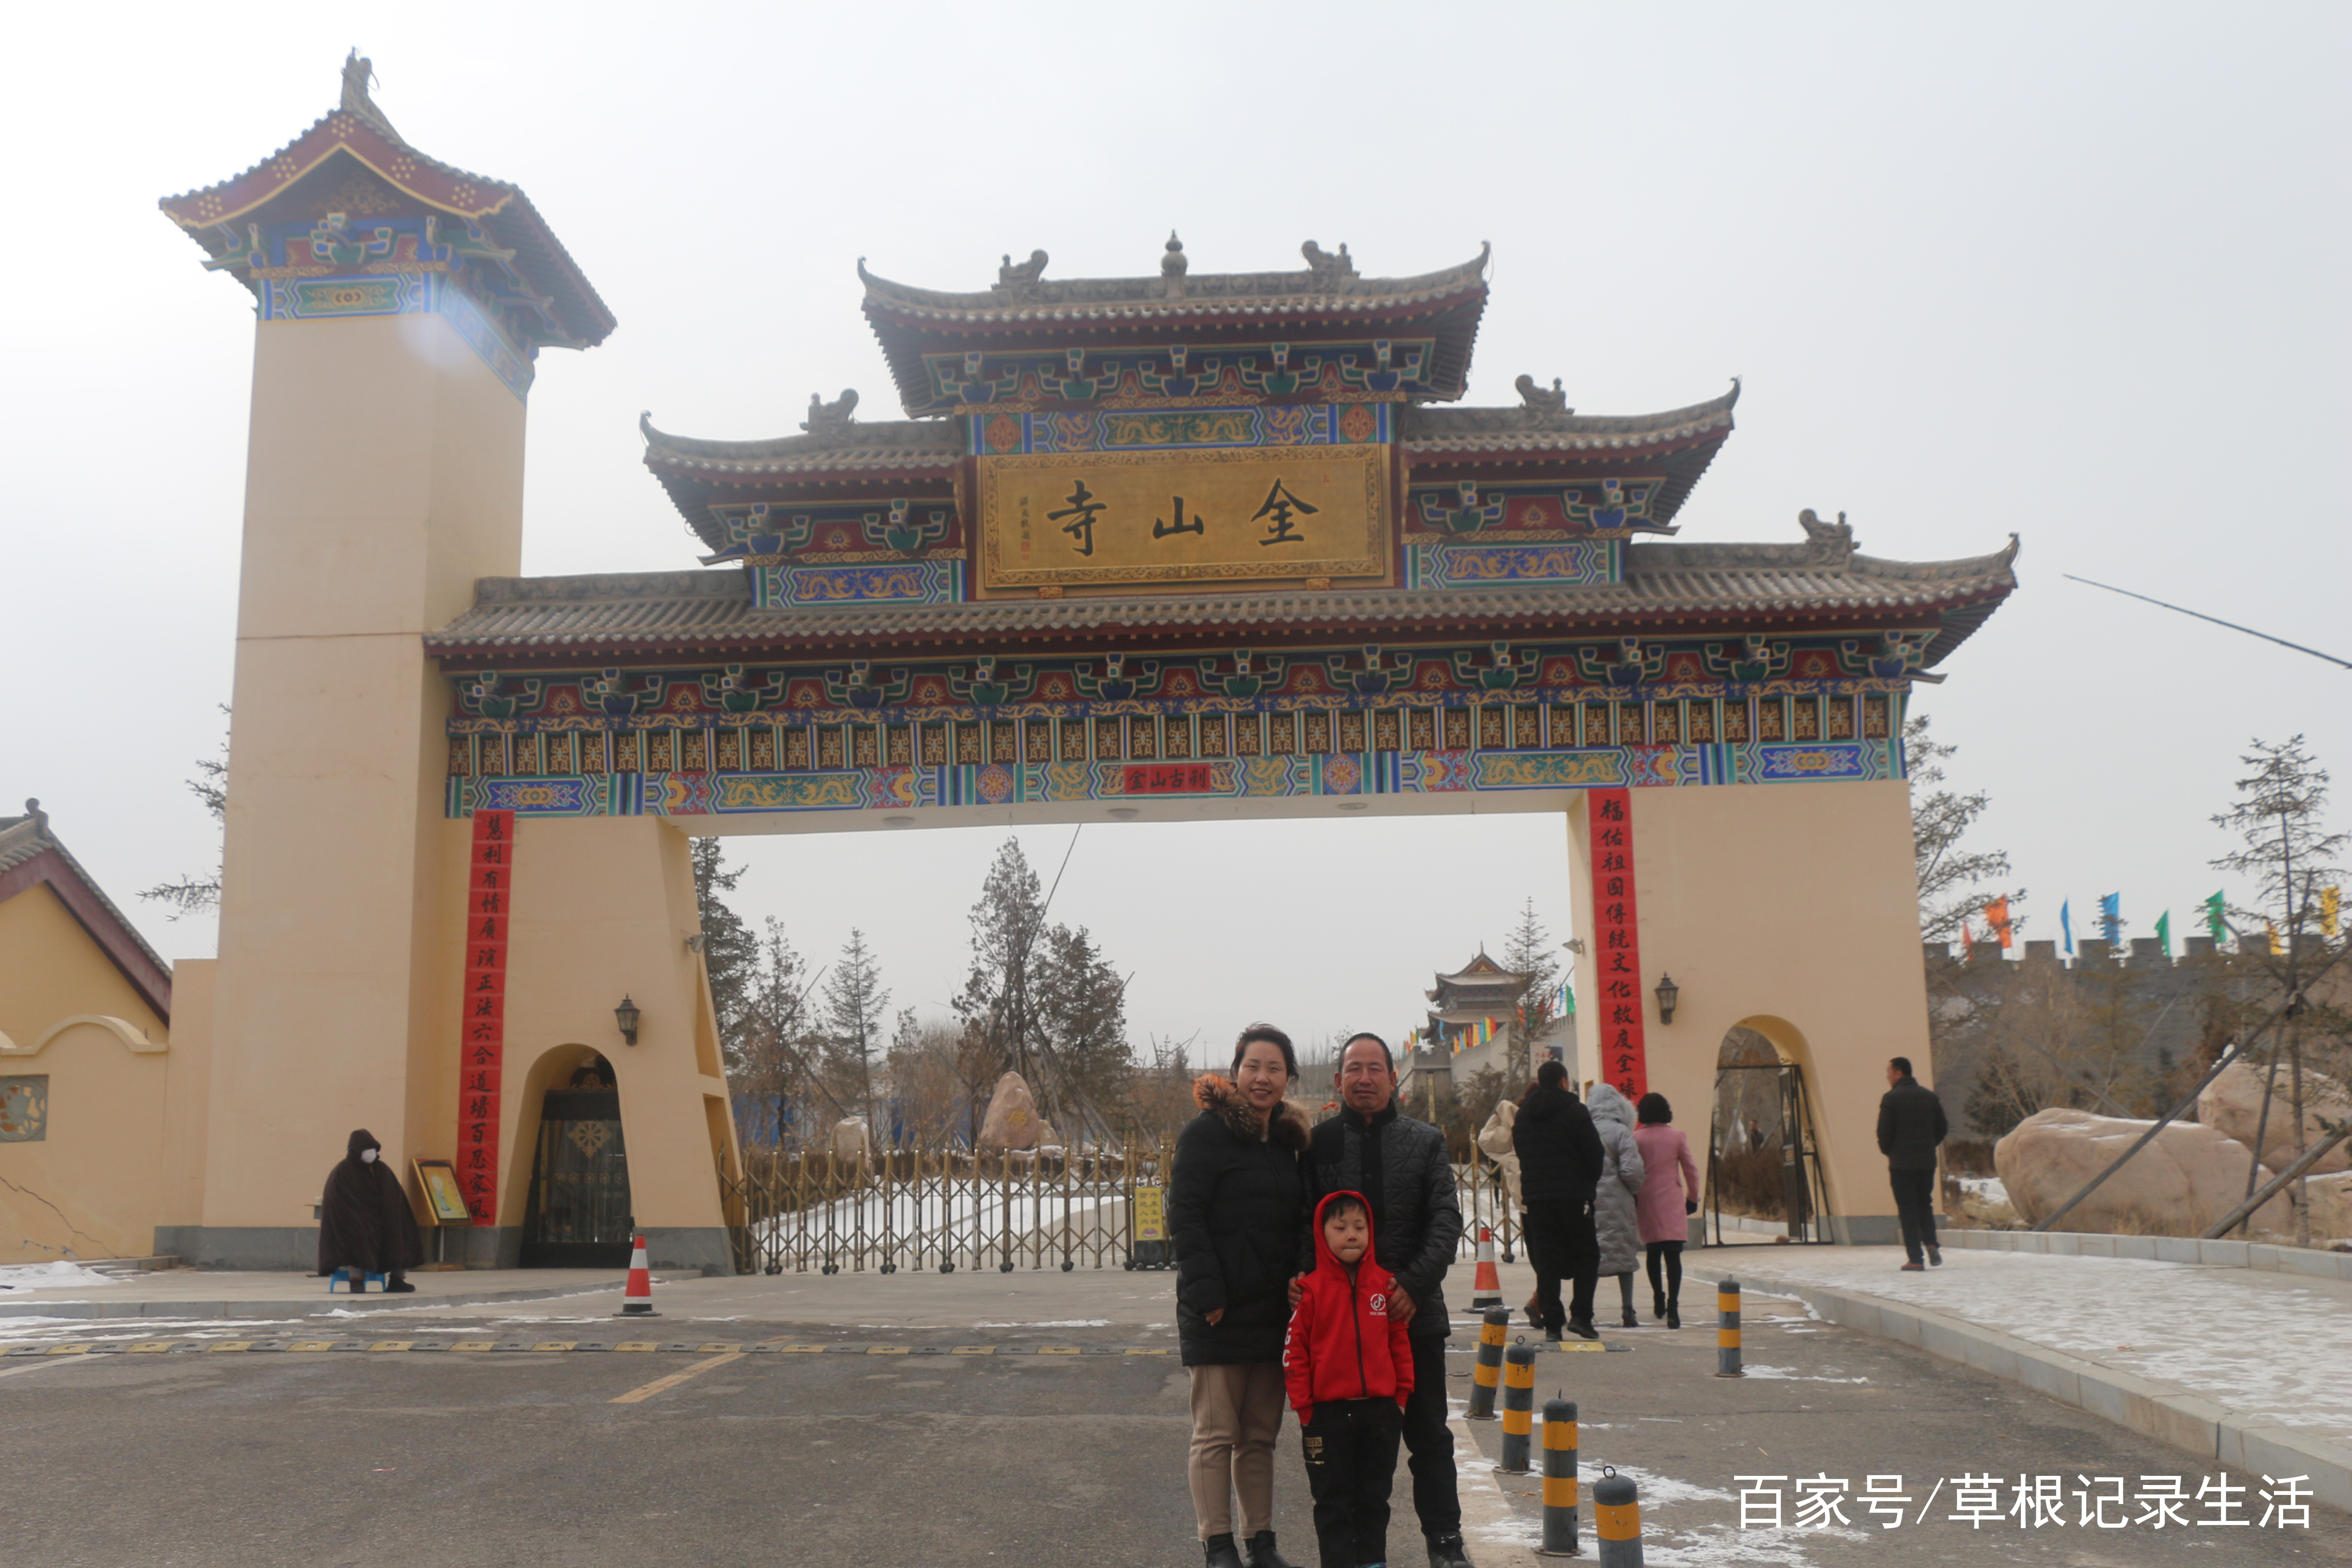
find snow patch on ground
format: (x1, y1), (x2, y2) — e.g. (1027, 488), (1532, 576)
(1644, 1523), (1877, 1566)
(970, 1318), (1109, 1328)
(1737, 1363), (1870, 1383)
(0, 1262), (120, 1291)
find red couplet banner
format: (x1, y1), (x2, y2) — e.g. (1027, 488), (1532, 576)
(456, 809), (514, 1226)
(1585, 789), (1647, 1100)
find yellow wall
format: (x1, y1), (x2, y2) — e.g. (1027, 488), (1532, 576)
(0, 885), (173, 1262)
(1570, 779), (1932, 1242)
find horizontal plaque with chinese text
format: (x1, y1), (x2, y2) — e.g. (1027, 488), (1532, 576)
(978, 445), (1389, 589)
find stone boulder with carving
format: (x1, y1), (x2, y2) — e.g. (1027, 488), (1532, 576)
(2197, 1061), (2351, 1176)
(1994, 1107), (2293, 1235)
(978, 1072), (1042, 1154)
(830, 1117), (872, 1164)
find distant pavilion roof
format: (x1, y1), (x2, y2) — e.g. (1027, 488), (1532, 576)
(423, 530), (2018, 667)
(858, 243), (1491, 414)
(0, 801), (173, 1021)
(158, 76), (613, 349)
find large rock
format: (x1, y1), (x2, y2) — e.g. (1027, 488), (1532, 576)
(1994, 1107), (2293, 1235)
(978, 1072), (1041, 1154)
(830, 1117), (871, 1163)
(2197, 1061), (2351, 1176)
(2302, 1172), (2352, 1242)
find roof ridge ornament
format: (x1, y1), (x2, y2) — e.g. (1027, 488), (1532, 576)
(1798, 507), (1857, 565)
(1301, 240), (1357, 292)
(1513, 374), (1573, 424)
(338, 49), (399, 140)
(994, 249), (1049, 299)
(799, 389), (859, 442)
(1161, 231), (1188, 278)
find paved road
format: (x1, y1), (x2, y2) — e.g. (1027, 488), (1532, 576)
(3, 1279), (2347, 1567)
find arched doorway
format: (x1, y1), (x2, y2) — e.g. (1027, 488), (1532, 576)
(1705, 1019), (1833, 1245)
(519, 1051), (635, 1268)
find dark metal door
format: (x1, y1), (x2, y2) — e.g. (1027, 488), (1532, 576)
(520, 1088), (634, 1267)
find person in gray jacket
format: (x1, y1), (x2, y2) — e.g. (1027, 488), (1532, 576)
(1585, 1083), (1648, 1329)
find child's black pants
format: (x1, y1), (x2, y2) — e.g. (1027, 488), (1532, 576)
(1301, 1397), (1402, 1567)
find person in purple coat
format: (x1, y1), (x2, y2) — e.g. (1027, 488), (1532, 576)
(1631, 1093), (1701, 1328)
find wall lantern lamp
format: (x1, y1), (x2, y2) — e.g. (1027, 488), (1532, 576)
(1653, 973), (1680, 1025)
(614, 995), (641, 1047)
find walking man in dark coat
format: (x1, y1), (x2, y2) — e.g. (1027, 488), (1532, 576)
(1511, 1061), (1607, 1339)
(1877, 1057), (1949, 1271)
(1294, 1034), (1473, 1568)
(318, 1129), (425, 1291)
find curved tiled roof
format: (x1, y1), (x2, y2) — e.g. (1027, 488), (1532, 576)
(424, 535), (2018, 667)
(158, 102), (614, 348)
(640, 413), (963, 476)
(858, 245), (1490, 324)
(1401, 383), (1740, 457)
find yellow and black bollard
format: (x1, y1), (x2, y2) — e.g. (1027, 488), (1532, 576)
(1715, 1277), (1743, 1378)
(1466, 1307), (1508, 1421)
(1593, 1470), (1642, 1565)
(1538, 1396), (1579, 1557)
(1498, 1343), (1538, 1472)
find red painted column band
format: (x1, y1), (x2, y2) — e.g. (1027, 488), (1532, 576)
(457, 809), (515, 1226)
(1585, 788), (1647, 1100)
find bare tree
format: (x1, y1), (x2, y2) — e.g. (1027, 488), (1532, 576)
(1906, 714), (2024, 946)
(2211, 736), (2348, 1245)
(823, 929), (890, 1130)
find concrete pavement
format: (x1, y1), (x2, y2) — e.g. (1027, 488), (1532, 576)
(2, 1251), (2347, 1565)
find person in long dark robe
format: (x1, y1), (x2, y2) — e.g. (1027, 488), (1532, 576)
(318, 1129), (424, 1291)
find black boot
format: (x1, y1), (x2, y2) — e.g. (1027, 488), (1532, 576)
(1666, 1302), (1681, 1329)
(1652, 1289), (1667, 1320)
(1204, 1534), (1244, 1568)
(1243, 1531), (1295, 1568)
(1428, 1536), (1475, 1568)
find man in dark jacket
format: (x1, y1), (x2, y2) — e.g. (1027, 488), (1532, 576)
(1296, 1033), (1471, 1568)
(1511, 1061), (1607, 1339)
(318, 1129), (425, 1290)
(1877, 1057), (1949, 1270)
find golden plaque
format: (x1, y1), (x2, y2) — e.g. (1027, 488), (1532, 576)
(979, 445), (1390, 590)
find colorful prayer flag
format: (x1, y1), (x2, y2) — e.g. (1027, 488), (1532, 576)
(1983, 897), (2013, 949)
(2323, 886), (2341, 939)
(2155, 911), (2171, 956)
(2060, 899), (2073, 956)
(2098, 892), (2122, 945)
(2203, 891), (2228, 942)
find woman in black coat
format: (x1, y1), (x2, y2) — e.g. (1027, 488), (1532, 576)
(1170, 1025), (1309, 1568)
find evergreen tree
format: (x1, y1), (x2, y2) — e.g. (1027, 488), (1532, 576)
(823, 928), (890, 1126)
(1502, 896), (1563, 1045)
(1035, 921), (1134, 1126)
(141, 706), (230, 919)
(692, 838), (760, 1063)
(956, 837), (1050, 1083)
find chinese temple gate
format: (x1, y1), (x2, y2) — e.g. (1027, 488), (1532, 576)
(151, 63), (2014, 1269)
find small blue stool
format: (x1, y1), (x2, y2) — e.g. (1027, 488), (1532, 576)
(327, 1267), (387, 1294)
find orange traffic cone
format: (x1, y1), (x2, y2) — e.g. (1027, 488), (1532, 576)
(618, 1234), (659, 1317)
(1470, 1225), (1503, 1309)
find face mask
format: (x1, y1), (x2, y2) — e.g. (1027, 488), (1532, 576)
(360, 1148), (378, 1164)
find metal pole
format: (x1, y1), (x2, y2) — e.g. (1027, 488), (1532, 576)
(1498, 1345), (1538, 1472)
(1715, 1278), (1743, 1378)
(1593, 1470), (1643, 1566)
(1538, 1396), (1580, 1558)
(1466, 1308), (1508, 1421)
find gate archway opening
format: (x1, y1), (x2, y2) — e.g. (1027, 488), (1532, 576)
(1705, 1016), (1835, 1246)
(514, 1045), (635, 1268)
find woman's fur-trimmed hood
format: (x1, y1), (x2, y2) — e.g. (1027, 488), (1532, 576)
(1192, 1073), (1311, 1152)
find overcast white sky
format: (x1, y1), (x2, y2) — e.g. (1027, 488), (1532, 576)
(5, 3), (2346, 1067)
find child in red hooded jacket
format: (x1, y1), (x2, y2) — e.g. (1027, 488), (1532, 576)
(1284, 1190), (1415, 1568)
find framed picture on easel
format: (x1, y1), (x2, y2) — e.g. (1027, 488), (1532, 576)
(413, 1159), (470, 1225)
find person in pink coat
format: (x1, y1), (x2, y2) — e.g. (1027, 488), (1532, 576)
(1632, 1093), (1702, 1328)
